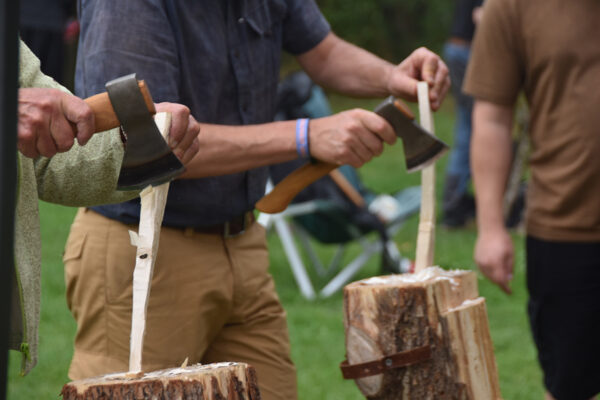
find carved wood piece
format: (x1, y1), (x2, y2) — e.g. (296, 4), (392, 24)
(128, 112), (171, 373)
(414, 82), (437, 273)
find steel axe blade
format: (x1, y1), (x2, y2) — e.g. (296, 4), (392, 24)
(374, 96), (448, 172)
(105, 74), (184, 190)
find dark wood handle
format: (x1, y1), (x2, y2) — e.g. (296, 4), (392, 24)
(84, 80), (156, 133)
(328, 169), (366, 208)
(255, 161), (337, 213)
(392, 98), (415, 120)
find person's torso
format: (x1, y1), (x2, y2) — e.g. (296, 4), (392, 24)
(76, 0), (329, 226)
(518, 0), (600, 240)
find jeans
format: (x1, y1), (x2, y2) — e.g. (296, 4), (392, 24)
(443, 42), (474, 213)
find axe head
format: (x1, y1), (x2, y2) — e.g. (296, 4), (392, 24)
(375, 96), (448, 172)
(105, 73), (184, 191)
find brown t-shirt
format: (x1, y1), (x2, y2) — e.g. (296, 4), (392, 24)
(464, 0), (600, 241)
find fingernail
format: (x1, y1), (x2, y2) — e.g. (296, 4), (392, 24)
(169, 138), (179, 148)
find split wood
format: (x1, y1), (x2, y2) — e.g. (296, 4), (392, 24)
(341, 83), (502, 399)
(414, 82), (436, 273)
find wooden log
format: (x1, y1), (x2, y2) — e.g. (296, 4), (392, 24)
(342, 266), (501, 399)
(61, 362), (261, 400)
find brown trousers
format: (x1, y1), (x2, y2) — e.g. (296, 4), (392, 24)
(64, 209), (297, 400)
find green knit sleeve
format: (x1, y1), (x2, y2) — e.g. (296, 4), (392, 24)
(18, 39), (139, 205)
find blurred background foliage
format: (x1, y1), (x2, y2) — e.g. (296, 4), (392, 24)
(317, 0), (454, 62)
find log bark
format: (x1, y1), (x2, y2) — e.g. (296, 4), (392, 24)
(61, 362), (261, 400)
(343, 267), (501, 400)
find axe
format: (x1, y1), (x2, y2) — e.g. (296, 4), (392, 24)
(83, 73), (184, 190)
(255, 96), (448, 213)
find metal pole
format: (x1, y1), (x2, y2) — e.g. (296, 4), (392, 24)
(0, 0), (20, 399)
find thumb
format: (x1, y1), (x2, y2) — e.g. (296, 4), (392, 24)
(390, 72), (419, 101)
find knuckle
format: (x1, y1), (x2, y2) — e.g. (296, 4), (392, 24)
(56, 137), (75, 152)
(30, 113), (45, 129)
(39, 97), (54, 113)
(79, 106), (94, 121)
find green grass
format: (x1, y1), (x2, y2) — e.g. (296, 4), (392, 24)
(7, 97), (544, 399)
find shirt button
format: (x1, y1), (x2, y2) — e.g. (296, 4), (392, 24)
(238, 17), (245, 24)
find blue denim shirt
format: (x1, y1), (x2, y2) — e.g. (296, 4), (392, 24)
(76, 0), (330, 227)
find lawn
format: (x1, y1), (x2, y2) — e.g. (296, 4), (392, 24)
(7, 96), (544, 399)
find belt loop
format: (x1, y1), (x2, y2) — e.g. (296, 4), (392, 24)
(224, 212), (251, 238)
(223, 221), (231, 238)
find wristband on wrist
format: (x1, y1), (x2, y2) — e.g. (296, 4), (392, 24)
(295, 118), (310, 158)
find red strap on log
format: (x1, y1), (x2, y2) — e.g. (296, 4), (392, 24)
(339, 345), (432, 379)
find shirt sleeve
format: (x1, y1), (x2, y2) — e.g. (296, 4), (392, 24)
(281, 0), (330, 55)
(18, 40), (139, 206)
(75, 0), (180, 103)
(463, 0), (524, 105)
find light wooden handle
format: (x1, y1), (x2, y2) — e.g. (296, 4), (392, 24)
(255, 161), (337, 213)
(84, 80), (156, 133)
(329, 169), (366, 208)
(414, 82), (437, 273)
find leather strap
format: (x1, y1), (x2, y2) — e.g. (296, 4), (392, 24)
(340, 345), (431, 380)
(183, 212), (254, 237)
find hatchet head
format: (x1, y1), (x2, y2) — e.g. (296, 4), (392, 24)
(105, 74), (184, 190)
(374, 96), (448, 172)
(87, 73), (184, 191)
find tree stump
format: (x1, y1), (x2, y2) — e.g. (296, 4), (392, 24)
(342, 266), (501, 399)
(61, 362), (261, 400)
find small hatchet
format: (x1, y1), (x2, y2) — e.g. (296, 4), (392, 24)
(83, 73), (184, 190)
(255, 96), (448, 213)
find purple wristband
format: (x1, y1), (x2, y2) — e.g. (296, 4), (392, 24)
(295, 118), (310, 158)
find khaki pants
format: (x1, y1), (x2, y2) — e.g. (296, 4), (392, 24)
(64, 208), (297, 400)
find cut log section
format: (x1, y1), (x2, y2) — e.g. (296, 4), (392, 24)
(342, 266), (501, 399)
(61, 362), (261, 400)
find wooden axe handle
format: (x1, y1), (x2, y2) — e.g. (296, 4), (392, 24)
(255, 161), (337, 213)
(328, 169), (366, 208)
(84, 80), (156, 133)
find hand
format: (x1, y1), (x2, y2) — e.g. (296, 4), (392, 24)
(309, 109), (397, 168)
(155, 103), (200, 165)
(387, 47), (451, 111)
(472, 7), (484, 25)
(18, 88), (95, 158)
(474, 228), (514, 294)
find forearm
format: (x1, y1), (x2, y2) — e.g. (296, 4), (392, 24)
(471, 101), (514, 233)
(297, 33), (394, 98)
(35, 130), (139, 206)
(180, 121), (297, 178)
(180, 106), (398, 178)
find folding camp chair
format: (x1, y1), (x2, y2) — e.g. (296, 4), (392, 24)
(258, 171), (420, 299)
(258, 71), (421, 299)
